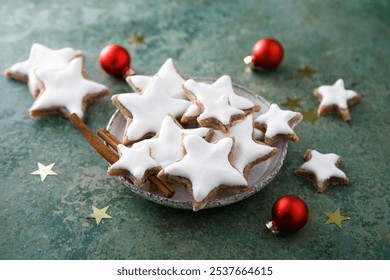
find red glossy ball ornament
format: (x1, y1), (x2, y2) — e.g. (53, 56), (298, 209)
(99, 44), (135, 77)
(266, 195), (309, 234)
(244, 38), (284, 70)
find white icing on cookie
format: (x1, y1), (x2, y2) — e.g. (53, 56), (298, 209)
(298, 150), (347, 182)
(198, 95), (244, 126)
(182, 102), (201, 119)
(183, 75), (255, 111)
(113, 76), (190, 142)
(163, 135), (247, 205)
(134, 115), (211, 168)
(126, 58), (187, 99)
(211, 116), (276, 175)
(30, 57), (108, 119)
(110, 144), (160, 181)
(255, 104), (302, 139)
(317, 79), (359, 109)
(6, 43), (81, 97)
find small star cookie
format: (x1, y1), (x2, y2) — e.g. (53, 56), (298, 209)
(314, 79), (361, 121)
(295, 149), (349, 192)
(126, 58), (187, 100)
(4, 43), (82, 98)
(254, 104), (303, 145)
(30, 57), (109, 120)
(212, 116), (278, 178)
(158, 135), (248, 211)
(108, 144), (161, 187)
(112, 76), (190, 145)
(133, 115), (213, 168)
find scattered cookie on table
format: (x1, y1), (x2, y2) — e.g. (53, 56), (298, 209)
(212, 115), (278, 178)
(254, 103), (303, 145)
(158, 135), (248, 211)
(4, 43), (82, 98)
(108, 144), (161, 188)
(30, 56), (109, 120)
(112, 76), (190, 145)
(295, 149), (349, 192)
(314, 79), (361, 121)
(133, 115), (213, 168)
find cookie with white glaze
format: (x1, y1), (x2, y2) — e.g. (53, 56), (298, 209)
(4, 43), (82, 98)
(295, 149), (349, 192)
(108, 144), (161, 187)
(112, 76), (190, 145)
(133, 115), (213, 168)
(30, 57), (109, 120)
(212, 116), (278, 178)
(314, 79), (361, 121)
(158, 135), (248, 211)
(254, 104), (302, 145)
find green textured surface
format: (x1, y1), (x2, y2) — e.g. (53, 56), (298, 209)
(0, 0), (389, 260)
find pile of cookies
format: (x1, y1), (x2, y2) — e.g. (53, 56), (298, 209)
(108, 58), (303, 211)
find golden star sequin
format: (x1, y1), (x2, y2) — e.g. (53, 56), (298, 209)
(129, 33), (146, 45)
(324, 208), (350, 229)
(281, 97), (302, 110)
(86, 205), (112, 225)
(31, 162), (57, 181)
(297, 65), (316, 79)
(301, 108), (319, 124)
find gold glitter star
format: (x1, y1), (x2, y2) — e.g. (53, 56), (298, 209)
(129, 33), (145, 45)
(301, 108), (319, 124)
(86, 205), (112, 225)
(324, 208), (350, 229)
(297, 65), (316, 79)
(281, 97), (302, 110)
(31, 162), (57, 181)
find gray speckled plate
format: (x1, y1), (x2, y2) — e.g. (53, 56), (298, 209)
(106, 78), (288, 210)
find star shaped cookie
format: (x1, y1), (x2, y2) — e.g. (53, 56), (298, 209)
(158, 135), (248, 211)
(4, 43), (82, 98)
(295, 149), (349, 192)
(212, 116), (278, 178)
(29, 57), (109, 120)
(126, 58), (187, 99)
(133, 115), (213, 168)
(314, 79), (361, 121)
(112, 76), (190, 145)
(108, 144), (161, 187)
(183, 75), (259, 114)
(254, 104), (303, 145)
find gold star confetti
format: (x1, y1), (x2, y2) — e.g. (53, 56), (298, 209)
(301, 108), (319, 124)
(129, 33), (146, 45)
(324, 208), (350, 229)
(281, 97), (302, 110)
(297, 65), (316, 79)
(31, 162), (57, 181)
(86, 205), (112, 225)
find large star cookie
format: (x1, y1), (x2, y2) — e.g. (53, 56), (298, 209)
(111, 76), (190, 145)
(133, 115), (213, 168)
(158, 135), (248, 211)
(108, 144), (161, 187)
(295, 149), (349, 192)
(254, 104), (303, 145)
(212, 116), (278, 178)
(30, 57), (109, 120)
(4, 43), (82, 98)
(126, 58), (187, 100)
(314, 79), (361, 121)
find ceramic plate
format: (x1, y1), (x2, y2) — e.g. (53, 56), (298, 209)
(106, 78), (288, 210)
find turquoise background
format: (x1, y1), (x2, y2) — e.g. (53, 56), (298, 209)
(0, 0), (389, 259)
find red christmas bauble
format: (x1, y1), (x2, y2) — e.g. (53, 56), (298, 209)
(99, 44), (133, 77)
(266, 195), (309, 234)
(251, 38), (284, 70)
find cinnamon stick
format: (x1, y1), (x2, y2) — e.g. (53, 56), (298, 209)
(97, 128), (175, 198)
